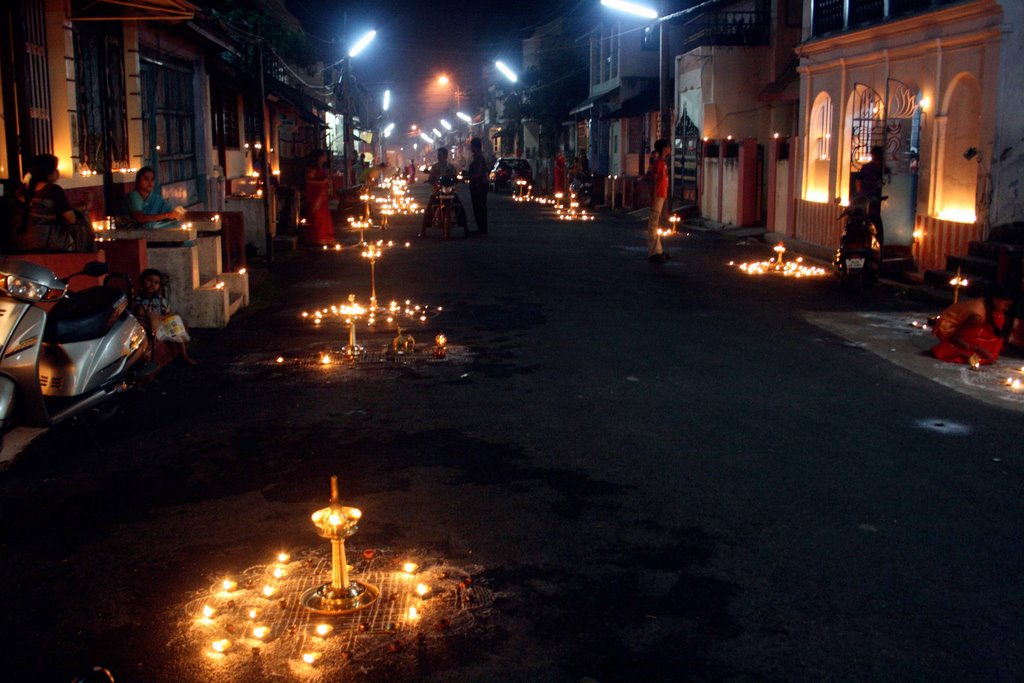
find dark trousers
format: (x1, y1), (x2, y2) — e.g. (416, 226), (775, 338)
(470, 185), (488, 233)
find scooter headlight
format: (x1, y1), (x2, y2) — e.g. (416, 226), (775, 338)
(2, 274), (64, 302)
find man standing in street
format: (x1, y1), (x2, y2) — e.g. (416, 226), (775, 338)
(466, 137), (489, 236)
(647, 139), (670, 264)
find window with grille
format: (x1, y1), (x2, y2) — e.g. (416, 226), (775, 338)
(74, 23), (129, 175)
(22, 0), (52, 157)
(811, 94), (833, 161)
(211, 86), (240, 150)
(140, 55), (197, 203)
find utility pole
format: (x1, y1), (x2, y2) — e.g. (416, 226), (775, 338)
(658, 0), (671, 141)
(343, 54), (355, 187)
(257, 37), (275, 267)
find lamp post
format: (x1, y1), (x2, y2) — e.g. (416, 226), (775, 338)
(494, 60), (520, 156)
(342, 29), (377, 187)
(600, 0), (669, 139)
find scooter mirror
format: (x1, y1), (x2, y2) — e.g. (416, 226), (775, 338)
(80, 261), (109, 278)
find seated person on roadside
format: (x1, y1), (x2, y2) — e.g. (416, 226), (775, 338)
(420, 147), (466, 236)
(931, 286), (1014, 365)
(7, 153), (93, 253)
(123, 167), (185, 229)
(134, 268), (196, 367)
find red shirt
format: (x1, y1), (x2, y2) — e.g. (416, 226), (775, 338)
(651, 157), (668, 198)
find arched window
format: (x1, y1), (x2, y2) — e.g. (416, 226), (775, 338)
(937, 74), (982, 223)
(804, 92), (833, 202)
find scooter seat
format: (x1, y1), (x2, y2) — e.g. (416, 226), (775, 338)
(44, 286), (128, 344)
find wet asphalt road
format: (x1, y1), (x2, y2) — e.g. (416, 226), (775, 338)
(0, 184), (1022, 682)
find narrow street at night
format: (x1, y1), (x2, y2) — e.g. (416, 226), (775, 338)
(1, 187), (1021, 682)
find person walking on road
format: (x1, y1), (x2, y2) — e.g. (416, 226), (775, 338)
(647, 139), (670, 264)
(466, 137), (489, 236)
(553, 149), (566, 196)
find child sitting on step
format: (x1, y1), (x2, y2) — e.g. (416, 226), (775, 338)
(134, 268), (196, 367)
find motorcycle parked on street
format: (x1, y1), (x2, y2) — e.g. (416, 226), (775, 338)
(569, 173), (595, 207)
(0, 259), (149, 448)
(833, 195), (883, 291)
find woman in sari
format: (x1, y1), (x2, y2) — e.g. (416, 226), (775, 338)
(8, 154), (92, 253)
(304, 150), (333, 245)
(125, 167), (183, 229)
(931, 288), (1014, 365)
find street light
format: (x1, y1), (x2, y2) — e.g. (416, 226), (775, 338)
(456, 112), (472, 123)
(440, 119), (452, 131)
(420, 132), (434, 144)
(348, 30), (377, 57)
(382, 89), (391, 111)
(437, 75), (450, 86)
(342, 29), (377, 186)
(494, 60), (518, 83)
(432, 128), (442, 138)
(383, 123), (395, 137)
(599, 0), (657, 19)
(600, 0), (669, 140)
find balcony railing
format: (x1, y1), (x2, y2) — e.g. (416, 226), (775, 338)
(683, 11), (771, 51)
(812, 0), (962, 38)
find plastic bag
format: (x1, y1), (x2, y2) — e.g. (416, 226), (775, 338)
(154, 314), (190, 343)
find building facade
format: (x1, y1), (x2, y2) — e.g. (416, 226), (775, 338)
(793, 0), (1004, 270)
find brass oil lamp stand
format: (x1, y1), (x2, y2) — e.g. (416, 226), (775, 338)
(301, 476), (379, 614)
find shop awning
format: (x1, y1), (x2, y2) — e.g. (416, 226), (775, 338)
(569, 88), (618, 115)
(69, 0), (197, 22)
(602, 87), (658, 120)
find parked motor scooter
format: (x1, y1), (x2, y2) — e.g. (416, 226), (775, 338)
(0, 259), (149, 447)
(834, 195), (883, 291)
(569, 173), (595, 207)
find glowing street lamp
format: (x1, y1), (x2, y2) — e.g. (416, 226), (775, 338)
(600, 0), (657, 19)
(383, 122), (395, 138)
(456, 111), (472, 123)
(602, 0), (669, 140)
(495, 60), (518, 83)
(348, 30), (377, 57)
(420, 132), (434, 144)
(342, 29), (378, 187)
(382, 89), (390, 111)
(437, 75), (450, 86)
(440, 119), (452, 131)
(432, 128), (442, 138)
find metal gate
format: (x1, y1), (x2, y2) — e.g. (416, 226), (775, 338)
(849, 82), (885, 172)
(882, 77), (922, 246)
(673, 109), (700, 205)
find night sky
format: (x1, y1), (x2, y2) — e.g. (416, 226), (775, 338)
(285, 0), (593, 131)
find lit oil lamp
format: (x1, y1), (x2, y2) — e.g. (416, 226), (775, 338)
(949, 267), (969, 303)
(361, 243), (383, 311)
(434, 333), (448, 359)
(301, 476), (379, 614)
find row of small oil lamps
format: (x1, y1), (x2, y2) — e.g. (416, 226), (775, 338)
(1003, 367), (1024, 391)
(78, 166), (139, 177)
(302, 300), (439, 324)
(730, 244), (828, 278)
(199, 554), (434, 666)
